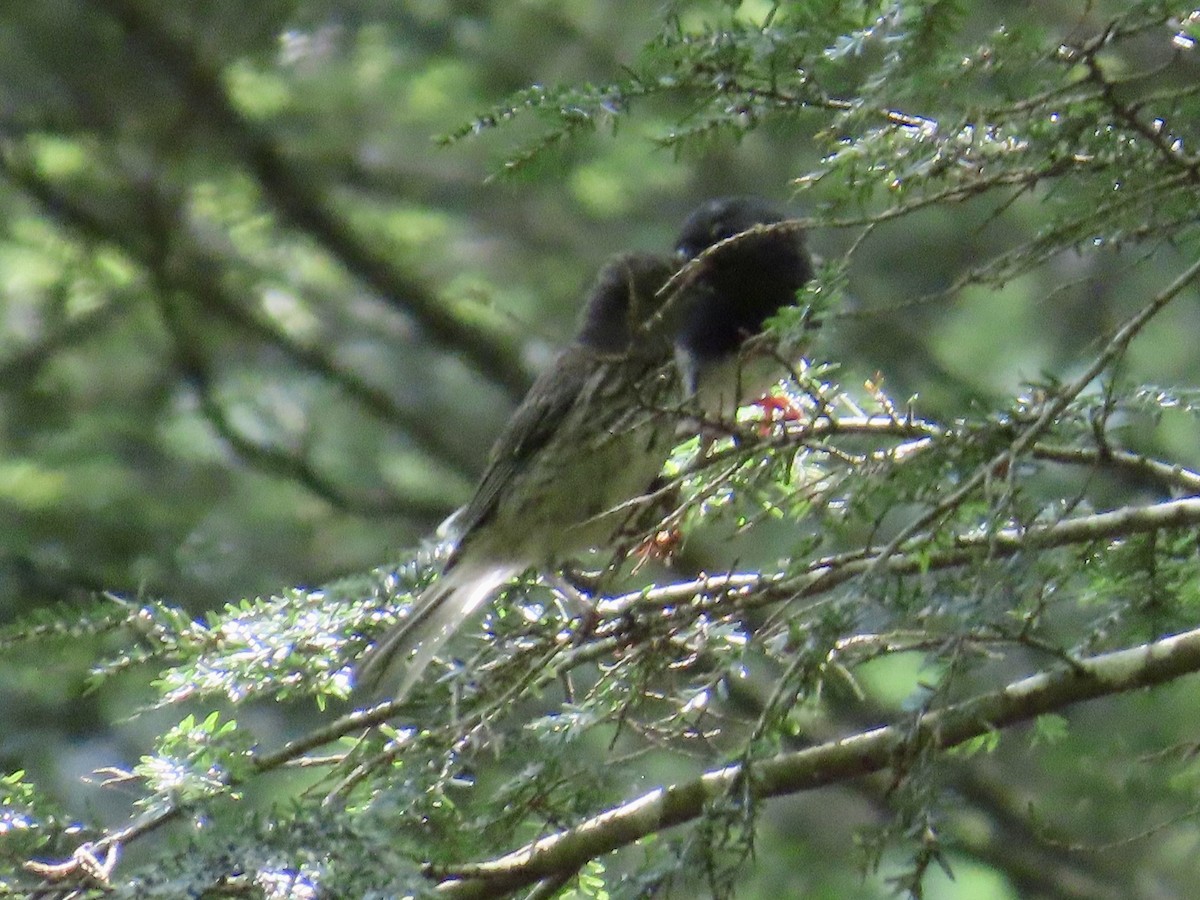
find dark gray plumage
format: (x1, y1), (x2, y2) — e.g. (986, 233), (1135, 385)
(672, 196), (813, 417)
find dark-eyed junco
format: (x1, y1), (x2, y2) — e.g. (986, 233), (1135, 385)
(358, 200), (812, 700)
(357, 252), (679, 699)
(672, 196), (813, 419)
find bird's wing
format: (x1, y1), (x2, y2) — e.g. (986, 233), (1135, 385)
(453, 348), (599, 538)
(355, 351), (601, 699)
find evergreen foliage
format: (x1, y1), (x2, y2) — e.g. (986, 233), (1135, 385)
(2, 1), (1200, 897)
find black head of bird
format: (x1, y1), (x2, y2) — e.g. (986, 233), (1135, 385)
(672, 196), (813, 412)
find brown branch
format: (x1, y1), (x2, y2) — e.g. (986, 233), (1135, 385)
(860, 251), (1200, 578)
(1032, 444), (1200, 495)
(33, 494), (1200, 887)
(598, 494), (1200, 622)
(431, 626), (1200, 898)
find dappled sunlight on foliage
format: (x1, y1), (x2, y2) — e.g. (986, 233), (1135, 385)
(2, 0), (1200, 897)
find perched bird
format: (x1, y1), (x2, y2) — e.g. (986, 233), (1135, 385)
(672, 196), (814, 419)
(357, 252), (680, 699)
(358, 199), (812, 701)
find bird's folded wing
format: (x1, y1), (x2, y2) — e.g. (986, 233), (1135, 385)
(454, 348), (600, 537)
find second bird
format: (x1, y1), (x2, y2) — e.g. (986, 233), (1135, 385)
(673, 196), (813, 419)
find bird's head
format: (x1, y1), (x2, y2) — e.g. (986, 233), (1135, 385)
(574, 252), (676, 355)
(674, 196), (792, 262)
(672, 196), (812, 363)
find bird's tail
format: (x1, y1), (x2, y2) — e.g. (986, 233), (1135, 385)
(356, 559), (522, 702)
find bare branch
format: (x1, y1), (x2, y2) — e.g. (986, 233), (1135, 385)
(432, 626), (1200, 898)
(595, 494), (1200, 623)
(863, 251), (1200, 576)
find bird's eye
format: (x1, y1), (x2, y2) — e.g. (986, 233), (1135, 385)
(713, 221), (741, 241)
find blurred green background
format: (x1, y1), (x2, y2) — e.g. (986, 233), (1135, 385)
(2, 1), (1199, 897)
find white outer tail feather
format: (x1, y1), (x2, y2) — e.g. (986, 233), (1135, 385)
(358, 559), (522, 701)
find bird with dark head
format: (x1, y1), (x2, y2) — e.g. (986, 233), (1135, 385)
(357, 198), (812, 701)
(356, 252), (679, 699)
(672, 196), (813, 419)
